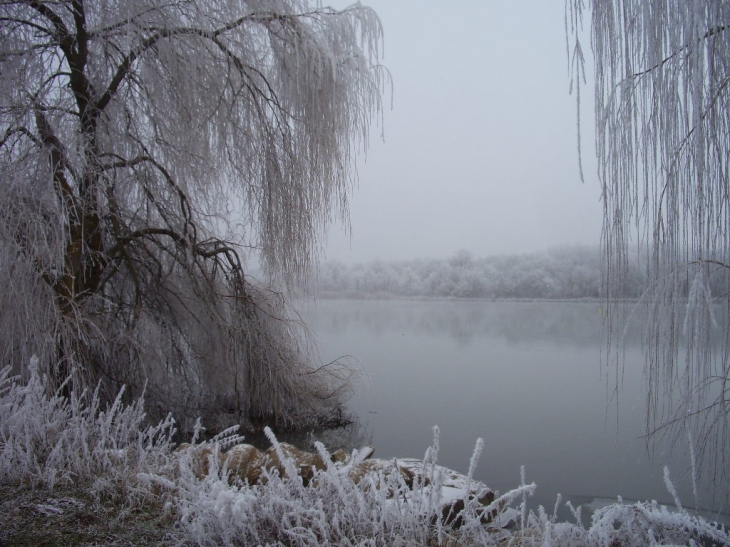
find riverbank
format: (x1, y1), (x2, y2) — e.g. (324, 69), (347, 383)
(0, 483), (177, 546)
(312, 291), (608, 302)
(2, 365), (728, 546)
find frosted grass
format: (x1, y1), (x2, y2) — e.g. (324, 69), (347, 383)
(1, 361), (728, 546)
(0, 358), (176, 495)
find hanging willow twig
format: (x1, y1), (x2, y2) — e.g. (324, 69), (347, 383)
(0, 0), (387, 432)
(567, 0), (730, 506)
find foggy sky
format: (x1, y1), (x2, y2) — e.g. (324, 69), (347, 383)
(323, 0), (601, 263)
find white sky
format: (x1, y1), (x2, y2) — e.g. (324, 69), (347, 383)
(322, 0), (601, 263)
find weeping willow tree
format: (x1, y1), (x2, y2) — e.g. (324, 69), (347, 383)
(0, 0), (386, 432)
(568, 1), (730, 503)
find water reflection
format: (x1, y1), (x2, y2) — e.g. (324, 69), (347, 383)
(307, 299), (641, 347)
(302, 299), (725, 519)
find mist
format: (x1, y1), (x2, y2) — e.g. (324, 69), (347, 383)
(324, 0), (601, 263)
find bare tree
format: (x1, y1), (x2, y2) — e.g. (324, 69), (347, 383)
(568, 1), (730, 503)
(0, 0), (386, 432)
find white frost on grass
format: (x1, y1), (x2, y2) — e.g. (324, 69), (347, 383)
(0, 359), (175, 494)
(1, 361), (728, 546)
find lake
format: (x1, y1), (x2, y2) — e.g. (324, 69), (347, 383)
(299, 298), (721, 521)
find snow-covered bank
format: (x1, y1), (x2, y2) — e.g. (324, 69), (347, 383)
(1, 363), (728, 546)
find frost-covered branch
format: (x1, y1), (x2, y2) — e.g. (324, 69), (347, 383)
(0, 0), (386, 431)
(567, 0), (730, 506)
(629, 24), (728, 79)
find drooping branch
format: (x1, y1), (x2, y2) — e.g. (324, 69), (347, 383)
(568, 0), (730, 502)
(27, 1), (73, 54)
(0, 125), (41, 149)
(96, 15), (263, 114)
(630, 24), (728, 79)
(0, 0), (385, 432)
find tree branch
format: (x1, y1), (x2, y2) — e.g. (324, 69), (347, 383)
(0, 125), (41, 149)
(0, 15), (55, 37)
(70, 0), (88, 68)
(27, 0), (74, 59)
(94, 11), (297, 114)
(631, 25), (728, 79)
(33, 106), (78, 217)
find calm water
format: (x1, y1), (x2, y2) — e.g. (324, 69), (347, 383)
(300, 298), (717, 519)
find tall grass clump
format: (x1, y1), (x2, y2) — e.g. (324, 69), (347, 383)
(152, 427), (530, 546)
(0, 359), (175, 497)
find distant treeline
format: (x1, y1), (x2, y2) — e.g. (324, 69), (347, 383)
(316, 247), (646, 300)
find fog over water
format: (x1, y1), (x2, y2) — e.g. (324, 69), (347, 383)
(301, 299), (724, 520)
(323, 0), (601, 263)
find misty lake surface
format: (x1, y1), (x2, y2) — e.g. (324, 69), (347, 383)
(300, 298), (708, 518)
